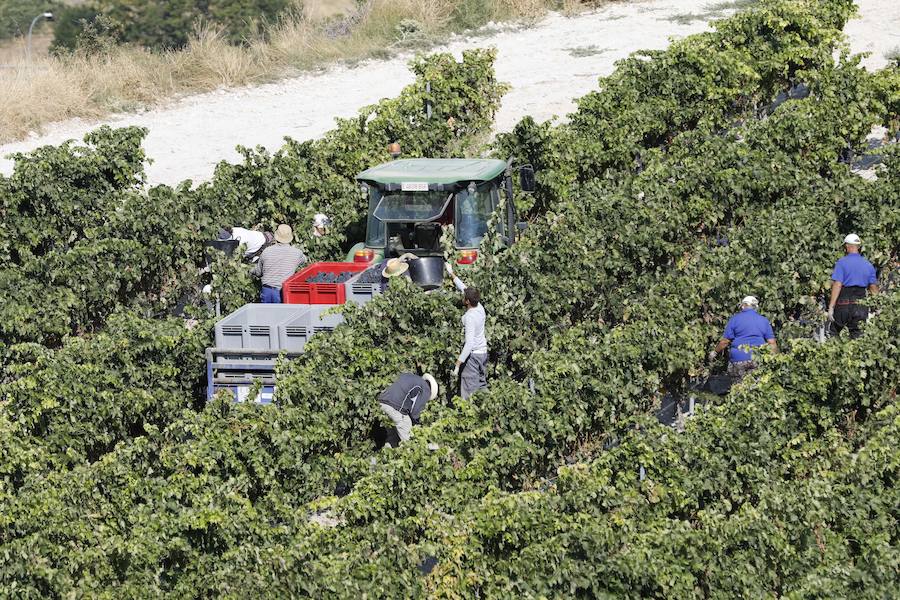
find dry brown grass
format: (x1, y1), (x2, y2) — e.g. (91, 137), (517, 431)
(0, 0), (587, 143)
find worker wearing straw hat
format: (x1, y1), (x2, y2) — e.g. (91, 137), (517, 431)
(708, 295), (778, 381)
(827, 233), (878, 339)
(378, 372), (438, 447)
(250, 224), (306, 303)
(376, 254), (417, 291)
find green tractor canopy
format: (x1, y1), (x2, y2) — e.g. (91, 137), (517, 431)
(351, 158), (520, 263)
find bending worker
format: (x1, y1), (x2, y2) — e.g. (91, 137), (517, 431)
(377, 372), (438, 447)
(445, 262), (488, 399)
(709, 295), (777, 381)
(219, 226), (272, 261)
(828, 233), (878, 339)
(250, 224), (306, 303)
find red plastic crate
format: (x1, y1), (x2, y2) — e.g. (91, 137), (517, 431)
(282, 262), (367, 304)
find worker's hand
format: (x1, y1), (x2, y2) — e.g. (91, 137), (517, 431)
(399, 252), (419, 262)
(445, 262), (455, 276)
(827, 307), (835, 321)
(707, 350), (717, 363)
(202, 284), (213, 296)
(452, 363), (460, 377)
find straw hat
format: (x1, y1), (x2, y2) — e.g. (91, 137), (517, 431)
(422, 374), (438, 400)
(381, 258), (409, 278)
(274, 224), (293, 244)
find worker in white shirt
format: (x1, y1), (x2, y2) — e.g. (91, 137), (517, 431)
(312, 213), (331, 238)
(219, 226), (272, 261)
(445, 262), (488, 399)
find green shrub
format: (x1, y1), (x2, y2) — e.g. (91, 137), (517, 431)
(52, 0), (294, 51)
(0, 0), (899, 596)
(0, 0), (58, 42)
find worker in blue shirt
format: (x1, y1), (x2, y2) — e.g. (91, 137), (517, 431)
(709, 296), (778, 381)
(827, 233), (878, 339)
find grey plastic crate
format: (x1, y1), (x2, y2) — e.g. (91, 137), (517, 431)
(214, 304), (309, 350)
(277, 308), (313, 352)
(344, 269), (382, 305)
(306, 304), (345, 333)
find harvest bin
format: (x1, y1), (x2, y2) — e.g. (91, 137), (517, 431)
(344, 268), (382, 305)
(214, 304), (309, 350)
(205, 347), (294, 403)
(282, 262), (368, 304)
(306, 304), (345, 332)
(277, 309), (313, 352)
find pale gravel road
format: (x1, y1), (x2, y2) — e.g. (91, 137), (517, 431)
(1, 0), (896, 186)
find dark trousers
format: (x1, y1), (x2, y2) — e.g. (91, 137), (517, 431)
(830, 303), (868, 339)
(260, 286), (281, 303)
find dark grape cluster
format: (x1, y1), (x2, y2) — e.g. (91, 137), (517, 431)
(305, 271), (357, 284)
(355, 268), (383, 284)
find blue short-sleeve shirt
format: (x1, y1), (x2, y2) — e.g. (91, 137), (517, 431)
(723, 308), (775, 362)
(832, 254), (877, 287)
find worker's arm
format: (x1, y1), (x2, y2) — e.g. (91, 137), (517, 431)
(457, 313), (475, 366)
(868, 283), (879, 295)
(828, 280), (842, 312)
(708, 337), (730, 362)
(767, 338), (778, 354)
(250, 255), (263, 278)
(445, 262), (466, 292)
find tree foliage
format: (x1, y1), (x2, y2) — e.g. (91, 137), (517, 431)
(0, 0), (58, 41)
(51, 0), (293, 50)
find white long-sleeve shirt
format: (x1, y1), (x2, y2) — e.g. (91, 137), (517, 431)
(232, 227), (267, 256)
(452, 272), (487, 362)
(459, 304), (488, 363)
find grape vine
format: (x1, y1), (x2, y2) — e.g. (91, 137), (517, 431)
(0, 0), (898, 596)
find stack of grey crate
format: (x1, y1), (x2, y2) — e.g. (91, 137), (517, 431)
(207, 267), (384, 402)
(214, 268), (381, 353)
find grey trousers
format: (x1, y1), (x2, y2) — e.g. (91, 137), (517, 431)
(380, 403), (412, 447)
(460, 353), (488, 399)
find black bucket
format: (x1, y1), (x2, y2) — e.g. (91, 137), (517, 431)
(704, 374), (733, 396)
(407, 256), (444, 290)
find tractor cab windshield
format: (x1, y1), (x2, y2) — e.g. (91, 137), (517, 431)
(373, 191), (452, 222)
(363, 182), (504, 253)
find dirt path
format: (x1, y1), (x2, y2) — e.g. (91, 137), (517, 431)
(1, 0), (896, 186)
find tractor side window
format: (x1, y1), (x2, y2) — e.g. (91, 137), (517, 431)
(455, 186), (493, 248)
(365, 189), (386, 247)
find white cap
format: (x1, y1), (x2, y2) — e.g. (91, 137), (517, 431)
(740, 295), (759, 307)
(313, 213), (329, 227)
(843, 233), (861, 246)
(422, 374), (438, 400)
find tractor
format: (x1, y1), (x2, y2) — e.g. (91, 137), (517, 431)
(206, 156), (534, 403)
(347, 157), (533, 268)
